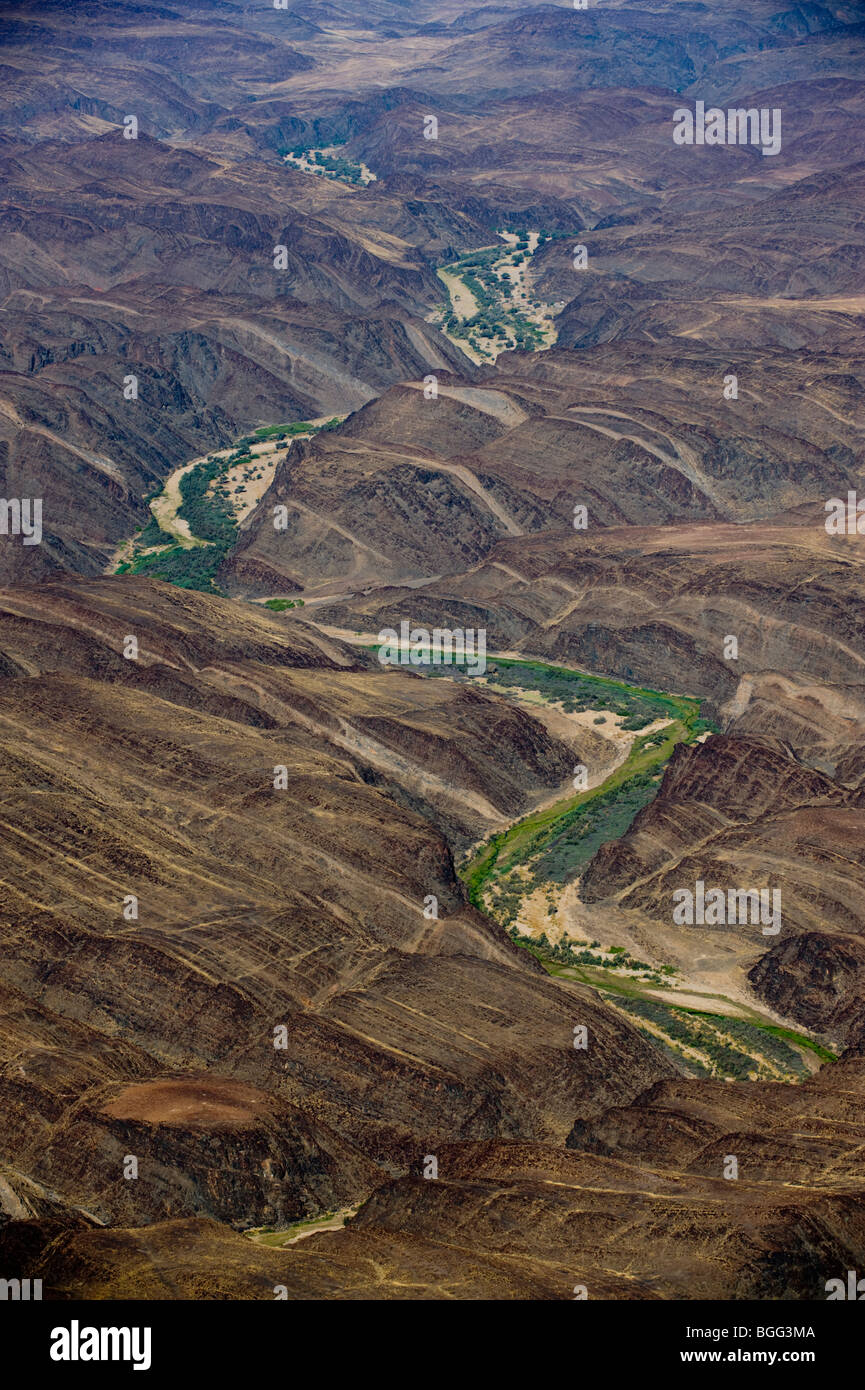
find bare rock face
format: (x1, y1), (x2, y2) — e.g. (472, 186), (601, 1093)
(0, 129), (470, 586)
(748, 935), (865, 1047)
(581, 734), (848, 904)
(230, 346), (865, 601)
(0, 577), (675, 1235)
(19, 1108), (865, 1300)
(6, 1071), (379, 1231)
(2, 0), (865, 1306)
(577, 728), (865, 1033)
(314, 525), (865, 768)
(1, 0), (862, 592)
(567, 1056), (865, 1176)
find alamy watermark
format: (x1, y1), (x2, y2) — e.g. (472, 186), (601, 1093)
(50, 1322), (151, 1370)
(825, 491), (865, 534)
(0, 498), (42, 545)
(672, 879), (781, 935)
(0, 1277), (41, 1300)
(826, 1271), (865, 1300)
(378, 622), (487, 676)
(673, 102), (781, 157)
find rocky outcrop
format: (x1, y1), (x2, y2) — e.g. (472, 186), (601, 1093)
(749, 934), (865, 1047)
(581, 735), (847, 902)
(0, 577), (675, 1233)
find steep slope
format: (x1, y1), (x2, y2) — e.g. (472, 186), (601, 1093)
(227, 342), (865, 597)
(14, 1059), (865, 1300)
(0, 576), (675, 1234)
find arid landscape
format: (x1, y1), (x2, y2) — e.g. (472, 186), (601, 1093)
(0, 0), (864, 1316)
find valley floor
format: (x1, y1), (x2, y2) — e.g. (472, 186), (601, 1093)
(313, 635), (837, 1086)
(434, 229), (564, 363)
(107, 417), (342, 590)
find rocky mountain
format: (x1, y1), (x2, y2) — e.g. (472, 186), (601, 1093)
(226, 344), (864, 597)
(0, 131), (474, 586)
(311, 519), (865, 720)
(1, 0), (865, 1306)
(0, 577), (674, 1237)
(11, 1059), (865, 1299)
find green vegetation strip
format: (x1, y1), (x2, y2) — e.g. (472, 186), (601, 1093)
(126, 454), (238, 594)
(511, 930), (834, 1076)
(252, 419), (339, 441)
(282, 145), (368, 186)
(669, 1007), (836, 1064)
(118, 418), (340, 594)
(423, 648), (834, 1081)
(439, 238), (547, 351)
(466, 750), (669, 904)
(359, 648), (711, 903)
(458, 659), (708, 905)
(480, 655), (704, 725)
(613, 996), (817, 1081)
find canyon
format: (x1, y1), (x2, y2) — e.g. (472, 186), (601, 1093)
(0, 0), (863, 1303)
